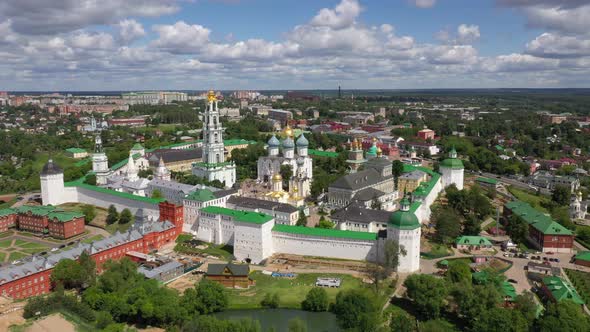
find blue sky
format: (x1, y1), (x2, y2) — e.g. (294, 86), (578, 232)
(1, 0), (589, 90)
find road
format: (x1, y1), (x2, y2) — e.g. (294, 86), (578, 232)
(10, 192), (40, 208)
(476, 171), (551, 196)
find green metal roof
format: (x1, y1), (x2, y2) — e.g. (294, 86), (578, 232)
(111, 153), (142, 171)
(131, 143), (144, 150)
(389, 208), (420, 230)
(308, 149), (339, 158)
(64, 182), (164, 204)
(495, 145), (505, 151)
(505, 201), (573, 236)
(65, 148), (87, 154)
(542, 276), (585, 305)
(0, 208), (15, 217)
(272, 224), (378, 241)
(200, 206), (273, 224)
(185, 189), (216, 202)
(502, 281), (517, 301)
(455, 236), (492, 246)
(440, 157), (464, 169)
(476, 177), (498, 185)
(574, 251), (590, 262)
(12, 205), (83, 222)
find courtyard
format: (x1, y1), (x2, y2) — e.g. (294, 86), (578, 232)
(0, 232), (51, 264)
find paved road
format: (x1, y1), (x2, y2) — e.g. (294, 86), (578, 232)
(10, 192), (40, 208)
(477, 171), (551, 196)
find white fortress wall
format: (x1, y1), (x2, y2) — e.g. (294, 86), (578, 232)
(271, 231), (379, 261)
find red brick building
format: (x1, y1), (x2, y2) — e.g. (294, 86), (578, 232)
(417, 128), (435, 141)
(0, 206), (85, 239)
(504, 201), (574, 253)
(0, 202), (183, 299)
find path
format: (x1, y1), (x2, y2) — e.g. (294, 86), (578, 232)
(10, 192), (39, 208)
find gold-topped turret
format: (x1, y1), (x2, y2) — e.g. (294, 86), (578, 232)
(377, 146), (382, 157)
(283, 125), (294, 138)
(207, 90), (217, 102)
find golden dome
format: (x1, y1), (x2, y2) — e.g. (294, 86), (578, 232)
(207, 90), (217, 102)
(376, 146), (382, 155)
(283, 125), (294, 138)
(272, 173), (283, 181)
(293, 187), (299, 192)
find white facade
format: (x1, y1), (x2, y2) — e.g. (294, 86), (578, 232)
(388, 226), (421, 273)
(441, 167), (464, 190)
(234, 220), (275, 264)
(40, 166), (65, 206)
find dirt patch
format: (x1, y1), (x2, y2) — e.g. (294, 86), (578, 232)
(1, 309), (26, 331)
(166, 273), (203, 293)
(26, 313), (75, 332)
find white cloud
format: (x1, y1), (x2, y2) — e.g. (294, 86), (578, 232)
(526, 32), (590, 58)
(410, 0), (437, 9)
(152, 21), (211, 53)
(310, 0), (361, 29)
(69, 32), (115, 50)
(117, 19), (145, 43)
(457, 24), (480, 44)
(0, 0), (179, 35)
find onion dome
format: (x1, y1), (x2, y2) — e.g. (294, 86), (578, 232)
(41, 159), (63, 176)
(296, 134), (309, 147)
(272, 173), (283, 182)
(282, 136), (295, 149)
(268, 135), (280, 147)
(389, 197), (420, 230)
(297, 157), (305, 165)
(366, 144), (378, 157)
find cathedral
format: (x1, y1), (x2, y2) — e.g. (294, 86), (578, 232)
(192, 91), (236, 188)
(257, 126), (313, 198)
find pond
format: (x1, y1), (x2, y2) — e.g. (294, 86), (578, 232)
(213, 309), (340, 332)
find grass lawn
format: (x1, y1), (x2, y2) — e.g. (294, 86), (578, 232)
(82, 234), (104, 244)
(0, 231), (12, 239)
(564, 269), (590, 305)
(421, 242), (452, 259)
(0, 252), (6, 261)
(227, 271), (367, 309)
(508, 186), (550, 213)
(0, 239), (13, 247)
(8, 251), (28, 261)
(174, 241), (234, 260)
(19, 242), (48, 249)
(0, 198), (16, 209)
(21, 247), (48, 254)
(13, 239), (29, 247)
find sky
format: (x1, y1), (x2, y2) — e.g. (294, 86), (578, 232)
(1, 0), (590, 90)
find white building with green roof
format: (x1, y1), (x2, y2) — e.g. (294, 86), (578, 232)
(440, 147), (464, 190)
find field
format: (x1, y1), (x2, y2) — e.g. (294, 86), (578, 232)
(174, 236), (234, 260)
(420, 240), (452, 259)
(507, 186), (549, 213)
(564, 269), (590, 305)
(226, 271), (367, 309)
(0, 237), (50, 263)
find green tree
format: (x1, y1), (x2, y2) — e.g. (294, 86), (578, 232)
(106, 205), (119, 225)
(434, 208), (462, 244)
(316, 218), (335, 229)
(389, 312), (416, 332)
(296, 213), (307, 226)
(462, 214), (481, 236)
(280, 164), (293, 189)
(420, 319), (457, 332)
(392, 160), (405, 189)
(151, 189), (163, 199)
(403, 274), (448, 319)
(301, 288), (329, 312)
(473, 307), (529, 332)
(51, 259), (85, 289)
(332, 289), (378, 330)
(79, 250), (96, 287)
(261, 292), (280, 309)
(119, 208), (133, 224)
(194, 279), (229, 314)
(514, 291), (537, 322)
(81, 204), (96, 224)
(85, 173), (97, 185)
(551, 185), (571, 206)
(505, 214), (529, 245)
(367, 240), (406, 289)
(536, 301), (590, 332)
(453, 284), (501, 327)
(288, 318), (307, 332)
(446, 260), (472, 284)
